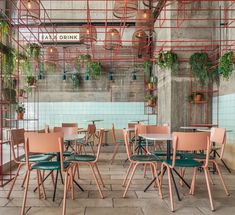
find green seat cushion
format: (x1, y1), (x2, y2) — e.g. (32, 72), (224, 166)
(164, 159), (202, 167)
(67, 154), (96, 162)
(32, 161), (69, 170)
(21, 154), (54, 162)
(139, 141), (155, 147)
(182, 152), (214, 160)
(130, 154), (160, 162)
(116, 139), (124, 143)
(63, 151), (73, 157)
(151, 151), (183, 157)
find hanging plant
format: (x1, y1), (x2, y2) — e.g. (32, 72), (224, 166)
(0, 13), (10, 36)
(2, 88), (17, 104)
(189, 52), (209, 86)
(219, 51), (235, 80)
(75, 54), (91, 68)
(71, 72), (82, 88)
(26, 43), (41, 60)
(156, 51), (179, 72)
(0, 42), (16, 87)
(143, 60), (152, 73)
(87, 61), (102, 79)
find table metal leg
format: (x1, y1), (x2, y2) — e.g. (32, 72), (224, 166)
(172, 168), (190, 189)
(170, 169), (181, 201)
(53, 170), (59, 202)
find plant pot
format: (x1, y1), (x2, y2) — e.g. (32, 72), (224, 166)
(194, 95), (202, 102)
(19, 90), (24, 97)
(147, 83), (154, 90)
(17, 112), (24, 120)
(147, 100), (156, 107)
(29, 77), (36, 86)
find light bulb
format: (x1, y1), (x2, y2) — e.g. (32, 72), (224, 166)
(111, 32), (114, 37)
(27, 0), (32, 9)
(86, 29), (90, 34)
(50, 48), (53, 53)
(143, 12), (147, 19)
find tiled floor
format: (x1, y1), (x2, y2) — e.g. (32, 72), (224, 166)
(0, 145), (235, 215)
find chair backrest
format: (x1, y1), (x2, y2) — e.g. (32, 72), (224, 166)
(24, 132), (65, 169)
(94, 129), (104, 162)
(210, 128), (226, 159)
(112, 123), (117, 143)
(146, 125), (170, 134)
(123, 129), (132, 161)
(135, 124), (147, 136)
(10, 128), (25, 162)
(54, 126), (77, 135)
(128, 123), (136, 129)
(172, 132), (211, 167)
(87, 124), (96, 134)
(62, 123), (78, 127)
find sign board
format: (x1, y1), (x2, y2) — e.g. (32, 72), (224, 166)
(39, 33), (80, 43)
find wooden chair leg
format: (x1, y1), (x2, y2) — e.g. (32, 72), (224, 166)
(51, 171), (55, 186)
(7, 163), (23, 199)
(123, 163), (138, 198)
(111, 144), (119, 164)
(38, 170), (47, 199)
(122, 163), (134, 187)
(144, 164), (148, 178)
(167, 167), (174, 212)
(21, 171), (27, 188)
(76, 164), (80, 180)
(151, 163), (162, 198)
(214, 161), (229, 196)
(21, 170), (31, 215)
(204, 167), (215, 211)
(62, 171), (69, 215)
(94, 163), (105, 187)
(69, 168), (74, 200)
(36, 170), (41, 199)
(90, 164), (104, 199)
(189, 167), (197, 195)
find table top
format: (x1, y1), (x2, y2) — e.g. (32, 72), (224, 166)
(64, 134), (85, 141)
(86, 119), (104, 123)
(129, 119), (148, 124)
(139, 133), (172, 141)
(125, 128), (135, 132)
(180, 126), (214, 130)
(196, 128), (233, 132)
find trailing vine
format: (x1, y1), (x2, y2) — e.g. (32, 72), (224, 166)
(189, 52), (209, 86)
(219, 51), (234, 80)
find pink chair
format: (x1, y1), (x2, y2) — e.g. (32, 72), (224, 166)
(111, 123), (125, 164)
(122, 129), (162, 198)
(160, 132), (214, 212)
(22, 132), (73, 215)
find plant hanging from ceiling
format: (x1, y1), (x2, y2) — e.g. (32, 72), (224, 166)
(189, 52), (209, 86)
(75, 54), (91, 69)
(156, 51), (179, 73)
(87, 61), (102, 80)
(219, 51), (235, 80)
(26, 43), (41, 60)
(143, 60), (152, 73)
(0, 12), (10, 37)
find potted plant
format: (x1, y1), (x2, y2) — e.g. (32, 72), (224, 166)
(219, 51), (235, 80)
(18, 88), (26, 97)
(71, 72), (82, 88)
(156, 51), (179, 73)
(143, 60), (152, 73)
(2, 88), (17, 103)
(0, 13), (10, 37)
(15, 103), (25, 120)
(145, 95), (157, 107)
(26, 43), (41, 60)
(87, 61), (102, 79)
(26, 76), (36, 86)
(188, 92), (205, 103)
(189, 52), (209, 86)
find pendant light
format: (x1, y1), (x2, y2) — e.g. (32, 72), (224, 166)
(18, 0), (40, 25)
(80, 24), (97, 46)
(136, 9), (153, 31)
(113, 0), (138, 19)
(104, 29), (122, 50)
(44, 47), (59, 64)
(132, 30), (148, 58)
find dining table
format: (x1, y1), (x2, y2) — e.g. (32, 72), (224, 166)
(86, 119), (104, 124)
(139, 133), (191, 201)
(129, 119), (148, 124)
